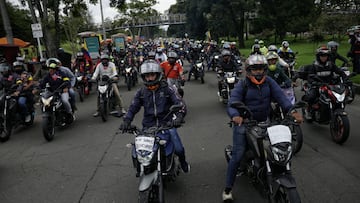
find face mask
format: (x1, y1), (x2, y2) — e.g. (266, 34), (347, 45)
(268, 64), (276, 71)
(254, 73), (264, 81)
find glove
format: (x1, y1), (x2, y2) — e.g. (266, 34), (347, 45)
(119, 120), (131, 132)
(172, 114), (183, 127)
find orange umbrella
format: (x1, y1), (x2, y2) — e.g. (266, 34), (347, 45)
(0, 37), (31, 47)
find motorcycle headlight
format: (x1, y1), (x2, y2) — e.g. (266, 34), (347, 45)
(333, 91), (346, 102)
(196, 63), (202, 68)
(77, 76), (83, 81)
(214, 55), (219, 60)
(137, 151), (154, 166)
(226, 77), (236, 83)
(125, 67), (132, 73)
(41, 96), (53, 107)
(270, 143), (292, 165)
(237, 60), (241, 64)
(98, 85), (108, 93)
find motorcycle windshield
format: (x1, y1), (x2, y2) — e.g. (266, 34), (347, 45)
(267, 125), (292, 145)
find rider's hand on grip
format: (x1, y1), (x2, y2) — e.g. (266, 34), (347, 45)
(119, 120), (131, 133)
(291, 111), (303, 123)
(232, 116), (243, 126)
(172, 115), (183, 127)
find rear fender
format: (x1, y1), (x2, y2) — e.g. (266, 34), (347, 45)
(139, 170), (158, 192)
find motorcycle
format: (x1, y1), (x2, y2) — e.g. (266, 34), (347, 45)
(122, 104), (183, 203)
(234, 55), (243, 74)
(40, 83), (74, 142)
(301, 75), (350, 144)
(124, 65), (138, 91)
(217, 70), (240, 104)
(189, 60), (205, 84)
(0, 87), (35, 142)
(74, 69), (91, 102)
(209, 52), (221, 71)
(339, 67), (356, 104)
(225, 101), (304, 203)
(93, 75), (117, 122)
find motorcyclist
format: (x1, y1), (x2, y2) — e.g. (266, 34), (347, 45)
(327, 41), (349, 67)
(120, 60), (190, 173)
(73, 52), (94, 74)
(250, 44), (262, 55)
(348, 27), (360, 73)
(48, 58), (77, 112)
(91, 54), (127, 117)
(296, 46), (346, 119)
(13, 71), (35, 122)
(268, 45), (289, 68)
(217, 50), (241, 100)
(40, 59), (74, 120)
(160, 51), (185, 97)
(155, 47), (167, 63)
(266, 52), (292, 88)
(187, 43), (201, 81)
(258, 40), (268, 55)
(277, 40), (295, 60)
(229, 42), (241, 57)
(222, 54), (303, 202)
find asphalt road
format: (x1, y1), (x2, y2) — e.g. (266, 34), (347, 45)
(0, 65), (359, 203)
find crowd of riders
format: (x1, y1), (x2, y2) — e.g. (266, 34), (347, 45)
(0, 26), (359, 202)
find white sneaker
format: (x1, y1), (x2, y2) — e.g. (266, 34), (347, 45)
(121, 108), (127, 114)
(25, 115), (31, 123)
(222, 190), (233, 202)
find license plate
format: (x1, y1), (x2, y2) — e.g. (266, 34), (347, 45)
(135, 136), (155, 151)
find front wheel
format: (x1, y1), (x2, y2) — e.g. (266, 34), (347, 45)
(200, 76), (205, 84)
(127, 77), (132, 91)
(272, 187), (301, 203)
(42, 115), (55, 141)
(78, 85), (84, 102)
(99, 100), (108, 122)
(330, 114), (350, 144)
(0, 116), (12, 142)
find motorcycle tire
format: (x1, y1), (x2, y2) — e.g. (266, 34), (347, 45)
(99, 101), (108, 122)
(272, 186), (301, 203)
(79, 85), (84, 102)
(138, 189), (151, 203)
(0, 117), (12, 142)
(330, 114), (350, 144)
(158, 174), (165, 203)
(127, 78), (132, 91)
(42, 115), (55, 142)
(201, 76), (205, 84)
(291, 125), (303, 154)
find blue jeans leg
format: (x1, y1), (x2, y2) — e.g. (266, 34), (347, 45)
(18, 96), (28, 115)
(225, 125), (247, 188)
(169, 128), (186, 163)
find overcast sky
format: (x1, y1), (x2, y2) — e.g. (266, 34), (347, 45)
(89, 0), (176, 24)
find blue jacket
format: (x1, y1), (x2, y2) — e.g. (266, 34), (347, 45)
(124, 81), (185, 128)
(227, 77), (292, 122)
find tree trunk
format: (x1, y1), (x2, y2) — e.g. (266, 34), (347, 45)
(0, 0), (14, 45)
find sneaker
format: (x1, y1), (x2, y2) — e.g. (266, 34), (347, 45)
(222, 190), (233, 202)
(180, 161), (190, 173)
(121, 108), (127, 115)
(25, 114), (32, 123)
(93, 111), (99, 117)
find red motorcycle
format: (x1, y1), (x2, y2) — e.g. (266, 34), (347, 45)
(301, 76), (350, 144)
(74, 63), (92, 102)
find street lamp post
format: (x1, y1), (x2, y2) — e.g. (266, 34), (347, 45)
(99, 0), (106, 40)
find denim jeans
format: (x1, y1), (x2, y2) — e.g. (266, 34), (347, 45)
(168, 128), (187, 164)
(18, 96), (28, 115)
(225, 124), (247, 188)
(61, 92), (72, 113)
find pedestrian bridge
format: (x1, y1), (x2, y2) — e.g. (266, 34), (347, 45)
(105, 13), (186, 31)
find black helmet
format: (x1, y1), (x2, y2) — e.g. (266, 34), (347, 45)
(140, 60), (163, 89)
(13, 61), (25, 74)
